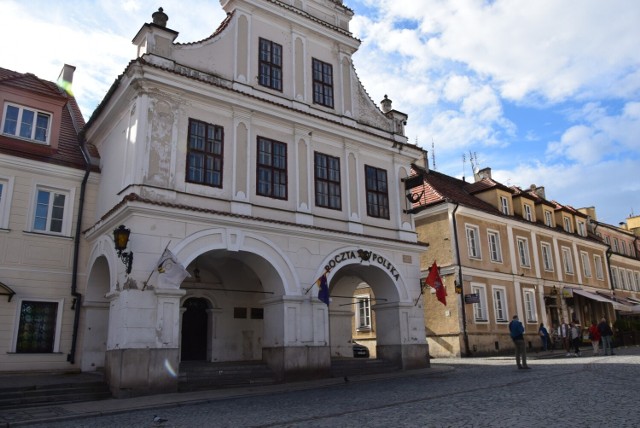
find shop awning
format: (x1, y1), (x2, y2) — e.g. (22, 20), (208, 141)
(0, 281), (16, 302)
(570, 288), (633, 312)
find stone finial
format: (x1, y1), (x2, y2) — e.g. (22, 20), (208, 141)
(152, 7), (168, 27)
(381, 95), (392, 113)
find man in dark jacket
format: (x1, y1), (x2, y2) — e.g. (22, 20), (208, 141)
(598, 317), (614, 356)
(509, 315), (530, 369)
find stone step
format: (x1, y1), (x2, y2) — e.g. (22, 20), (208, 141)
(0, 382), (112, 410)
(178, 361), (279, 392)
(330, 358), (401, 378)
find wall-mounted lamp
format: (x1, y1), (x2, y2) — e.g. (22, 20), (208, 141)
(113, 225), (133, 274)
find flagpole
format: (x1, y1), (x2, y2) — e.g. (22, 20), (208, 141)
(142, 241), (171, 290)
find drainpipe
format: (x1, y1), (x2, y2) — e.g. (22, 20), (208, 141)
(450, 202), (470, 357)
(67, 130), (92, 365)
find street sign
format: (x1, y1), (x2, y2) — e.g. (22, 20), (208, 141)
(464, 293), (480, 304)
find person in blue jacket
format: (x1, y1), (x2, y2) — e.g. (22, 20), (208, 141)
(509, 314), (530, 369)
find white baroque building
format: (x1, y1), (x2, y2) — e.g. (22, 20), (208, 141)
(80, 0), (428, 396)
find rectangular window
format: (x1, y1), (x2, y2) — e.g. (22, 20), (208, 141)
(562, 247), (574, 274)
(544, 210), (553, 227)
(500, 196), (510, 215)
(186, 118), (224, 188)
(487, 230), (502, 262)
(16, 300), (59, 353)
(364, 165), (389, 219)
(356, 296), (371, 329)
(471, 284), (488, 322)
(0, 179), (8, 229)
(234, 307), (248, 319)
(594, 255), (604, 280)
(563, 217), (572, 233)
(33, 188), (67, 234)
(611, 267), (619, 289)
(541, 242), (554, 271)
(312, 58), (334, 108)
(577, 221), (586, 237)
(524, 204), (533, 221)
(517, 237), (531, 267)
(604, 236), (610, 245)
(257, 137), (287, 199)
(2, 103), (51, 144)
(493, 287), (508, 322)
(314, 152), (341, 210)
(635, 272), (640, 292)
(628, 270), (636, 292)
(258, 38), (283, 91)
(523, 290), (537, 323)
(581, 251), (592, 278)
(250, 308), (264, 319)
(466, 225), (481, 259)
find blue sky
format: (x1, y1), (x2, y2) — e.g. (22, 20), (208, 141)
(1, 0), (639, 226)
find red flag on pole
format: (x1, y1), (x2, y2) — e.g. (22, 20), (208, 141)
(425, 261), (447, 305)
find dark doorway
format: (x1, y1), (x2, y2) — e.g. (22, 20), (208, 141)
(181, 298), (208, 361)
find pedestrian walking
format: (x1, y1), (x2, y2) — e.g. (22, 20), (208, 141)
(588, 320), (601, 355)
(539, 323), (550, 351)
(570, 322), (582, 356)
(598, 317), (614, 355)
(560, 320), (571, 356)
(509, 315), (530, 369)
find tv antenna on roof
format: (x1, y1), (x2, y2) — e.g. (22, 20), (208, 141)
(469, 151), (479, 176)
(431, 138), (436, 171)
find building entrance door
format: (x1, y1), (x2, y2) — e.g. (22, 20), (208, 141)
(181, 298), (208, 361)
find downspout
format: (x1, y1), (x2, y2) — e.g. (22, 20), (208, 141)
(67, 130), (92, 365)
(451, 202), (470, 357)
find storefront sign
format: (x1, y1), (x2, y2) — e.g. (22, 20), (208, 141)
(324, 249), (400, 281)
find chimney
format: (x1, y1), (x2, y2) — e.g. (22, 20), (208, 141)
(531, 184), (546, 199)
(475, 167), (491, 182)
(57, 64), (76, 84)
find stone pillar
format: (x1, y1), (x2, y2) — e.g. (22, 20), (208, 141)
(104, 286), (185, 397)
(261, 296), (331, 381)
(374, 302), (429, 369)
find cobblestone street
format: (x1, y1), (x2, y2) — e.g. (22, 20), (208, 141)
(11, 347), (640, 428)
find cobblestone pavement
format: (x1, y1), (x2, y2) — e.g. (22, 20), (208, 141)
(14, 347), (640, 428)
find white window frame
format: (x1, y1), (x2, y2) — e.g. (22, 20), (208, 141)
(635, 272), (640, 292)
(2, 102), (52, 144)
(620, 268), (629, 290)
(500, 196), (510, 215)
(580, 251), (592, 278)
(612, 238), (619, 253)
(487, 230), (502, 263)
(541, 242), (554, 271)
(28, 185), (74, 236)
(577, 221), (586, 237)
(466, 224), (481, 259)
(604, 236), (610, 245)
(611, 266), (619, 289)
(492, 286), (508, 323)
(544, 210), (553, 227)
(11, 297), (64, 353)
(355, 294), (371, 330)
(523, 289), (537, 323)
(517, 237), (531, 268)
(0, 176), (14, 229)
(629, 270), (637, 292)
(563, 217), (572, 233)
(594, 254), (604, 280)
(471, 283), (488, 323)
(562, 246), (574, 274)
(523, 204), (533, 221)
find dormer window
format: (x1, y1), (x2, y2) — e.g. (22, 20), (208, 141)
(2, 103), (51, 144)
(577, 221), (586, 237)
(499, 196), (510, 215)
(563, 217), (572, 233)
(544, 210), (553, 227)
(523, 204), (533, 221)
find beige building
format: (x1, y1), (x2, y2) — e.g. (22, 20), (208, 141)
(408, 165), (638, 357)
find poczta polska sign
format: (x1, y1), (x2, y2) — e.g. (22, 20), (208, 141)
(324, 249), (400, 282)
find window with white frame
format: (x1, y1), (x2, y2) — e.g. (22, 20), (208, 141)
(562, 247), (574, 274)
(594, 255), (604, 280)
(0, 177), (12, 229)
(487, 230), (502, 262)
(620, 268), (628, 290)
(14, 298), (63, 353)
(635, 272), (640, 292)
(500, 196), (510, 215)
(492, 287), (508, 322)
(612, 238), (619, 253)
(2, 103), (51, 144)
(466, 225), (481, 259)
(541, 242), (554, 271)
(580, 251), (591, 278)
(563, 217), (572, 233)
(523, 204), (533, 221)
(604, 236), (610, 245)
(544, 210), (553, 227)
(355, 295), (371, 329)
(32, 187), (71, 235)
(517, 237), (531, 267)
(471, 284), (488, 322)
(523, 290), (537, 323)
(611, 267), (619, 289)
(577, 221), (586, 237)
(620, 241), (626, 256)
(629, 270), (637, 292)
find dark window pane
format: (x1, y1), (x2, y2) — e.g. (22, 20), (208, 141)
(186, 119), (224, 188)
(17, 301), (58, 353)
(365, 165), (390, 219)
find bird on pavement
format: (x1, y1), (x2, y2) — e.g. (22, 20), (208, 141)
(154, 415), (168, 424)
